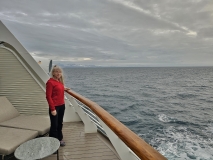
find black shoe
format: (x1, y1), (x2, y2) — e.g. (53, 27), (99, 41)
(60, 141), (66, 147)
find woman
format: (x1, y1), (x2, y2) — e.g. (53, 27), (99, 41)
(46, 65), (70, 146)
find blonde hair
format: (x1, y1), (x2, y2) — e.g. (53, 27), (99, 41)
(50, 65), (64, 85)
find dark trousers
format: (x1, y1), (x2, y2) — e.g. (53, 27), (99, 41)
(49, 104), (65, 141)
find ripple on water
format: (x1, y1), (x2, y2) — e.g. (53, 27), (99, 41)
(149, 126), (213, 160)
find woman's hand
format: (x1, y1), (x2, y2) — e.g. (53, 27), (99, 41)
(64, 87), (71, 91)
(51, 110), (57, 116)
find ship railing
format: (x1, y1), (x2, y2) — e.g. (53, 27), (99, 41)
(74, 98), (107, 137)
(65, 90), (167, 160)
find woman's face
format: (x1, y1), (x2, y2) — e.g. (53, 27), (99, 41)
(53, 69), (62, 79)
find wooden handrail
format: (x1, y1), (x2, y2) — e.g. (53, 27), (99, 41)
(66, 90), (167, 160)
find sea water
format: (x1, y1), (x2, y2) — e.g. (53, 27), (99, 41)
(64, 67), (213, 160)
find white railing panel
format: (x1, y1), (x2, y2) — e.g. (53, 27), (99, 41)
(97, 117), (140, 160)
(63, 94), (81, 122)
(67, 96), (97, 133)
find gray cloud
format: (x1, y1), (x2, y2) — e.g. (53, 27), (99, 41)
(0, 0), (213, 67)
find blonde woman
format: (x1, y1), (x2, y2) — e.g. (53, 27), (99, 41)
(46, 65), (70, 146)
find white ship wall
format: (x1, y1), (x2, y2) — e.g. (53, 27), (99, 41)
(0, 47), (49, 115)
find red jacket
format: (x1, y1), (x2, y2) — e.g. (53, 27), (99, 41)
(46, 78), (65, 111)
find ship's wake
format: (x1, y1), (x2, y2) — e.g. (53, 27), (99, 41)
(149, 115), (213, 160)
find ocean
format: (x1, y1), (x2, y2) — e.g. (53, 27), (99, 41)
(64, 67), (213, 160)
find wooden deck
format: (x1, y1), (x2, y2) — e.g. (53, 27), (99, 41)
(44, 121), (121, 160)
(7, 122), (120, 160)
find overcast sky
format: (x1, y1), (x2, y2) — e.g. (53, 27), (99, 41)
(1, 0), (213, 67)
